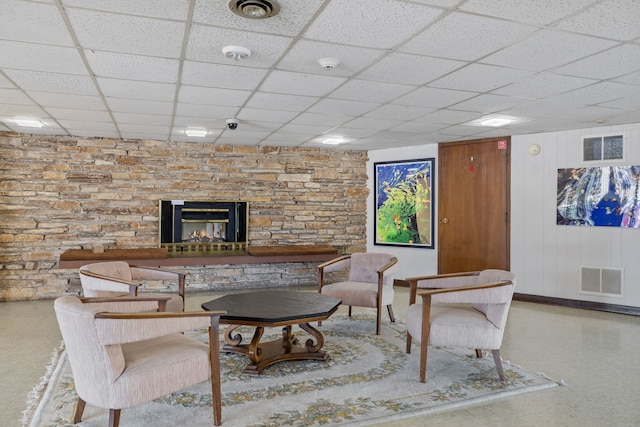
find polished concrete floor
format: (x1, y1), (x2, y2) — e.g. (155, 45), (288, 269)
(3, 286), (640, 427)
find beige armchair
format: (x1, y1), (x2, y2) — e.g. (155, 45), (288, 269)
(79, 261), (187, 311)
(54, 295), (225, 427)
(318, 253), (398, 335)
(404, 269), (516, 383)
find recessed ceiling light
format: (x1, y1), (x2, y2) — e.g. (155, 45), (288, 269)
(185, 129), (208, 137)
(321, 137), (349, 145)
(480, 117), (512, 127)
(13, 118), (45, 128)
(228, 0), (280, 19)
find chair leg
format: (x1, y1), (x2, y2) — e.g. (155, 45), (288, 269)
(475, 349), (483, 358)
(492, 349), (505, 381)
(348, 306), (352, 317)
(375, 306), (381, 335)
(406, 332), (412, 354)
(387, 304), (395, 322)
(108, 409), (121, 427)
(72, 397), (86, 423)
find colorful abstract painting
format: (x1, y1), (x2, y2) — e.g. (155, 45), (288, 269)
(374, 158), (434, 248)
(557, 165), (640, 227)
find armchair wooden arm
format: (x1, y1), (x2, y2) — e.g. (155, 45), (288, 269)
(79, 269), (140, 295)
(406, 271), (480, 305)
(130, 265), (188, 301)
(80, 295), (171, 311)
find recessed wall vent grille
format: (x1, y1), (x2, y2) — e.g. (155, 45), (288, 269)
(581, 267), (623, 297)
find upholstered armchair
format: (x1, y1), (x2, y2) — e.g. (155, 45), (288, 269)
(79, 261), (187, 311)
(404, 269), (516, 383)
(54, 295), (225, 427)
(318, 253), (398, 335)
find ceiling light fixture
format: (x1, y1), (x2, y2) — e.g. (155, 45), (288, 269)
(228, 0), (280, 19)
(185, 129), (207, 137)
(222, 45), (251, 61)
(479, 117), (512, 127)
(321, 137), (348, 145)
(13, 118), (45, 128)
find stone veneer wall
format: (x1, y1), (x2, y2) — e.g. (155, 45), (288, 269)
(0, 133), (368, 301)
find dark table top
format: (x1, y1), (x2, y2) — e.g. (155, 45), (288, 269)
(201, 290), (341, 324)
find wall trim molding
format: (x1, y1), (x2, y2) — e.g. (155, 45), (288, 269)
(514, 293), (640, 316)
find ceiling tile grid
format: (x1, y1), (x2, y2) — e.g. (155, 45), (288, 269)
(0, 0), (638, 149)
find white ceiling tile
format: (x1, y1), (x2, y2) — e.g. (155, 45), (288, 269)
(112, 113), (172, 126)
(0, 1), (74, 46)
(308, 99), (379, 116)
(460, 0), (596, 26)
(304, 0), (444, 49)
(173, 116), (227, 129)
(45, 107), (112, 121)
(29, 92), (106, 110)
(107, 98), (174, 115)
(322, 127), (378, 139)
(186, 24), (292, 67)
(179, 85), (251, 107)
(614, 71), (640, 86)
(66, 9), (185, 57)
(557, 105), (627, 123)
(237, 108), (298, 124)
(400, 12), (537, 61)
(245, 93), (319, 112)
(450, 94), (529, 114)
(0, 104), (48, 116)
(121, 131), (170, 140)
(555, 0), (640, 41)
(260, 71), (346, 97)
(119, 123), (170, 134)
(600, 94), (640, 111)
(278, 123), (333, 135)
(192, 0), (325, 37)
(175, 104), (239, 119)
(363, 104), (435, 121)
(481, 30), (618, 72)
(276, 40), (384, 76)
(328, 80), (415, 103)
(98, 78), (175, 101)
(359, 53), (466, 85)
(262, 133), (311, 144)
(85, 51), (179, 83)
(0, 89), (34, 105)
(493, 72), (597, 99)
(59, 120), (118, 133)
(393, 87), (477, 108)
(501, 100), (587, 118)
(0, 41), (87, 74)
(422, 109), (484, 125)
(62, 0), (190, 20)
(181, 62), (268, 90)
(0, 74), (13, 88)
(289, 113), (349, 127)
(388, 121), (447, 134)
(5, 70), (98, 95)
(430, 64), (533, 92)
(548, 81), (640, 105)
(342, 117), (404, 131)
(554, 44), (640, 80)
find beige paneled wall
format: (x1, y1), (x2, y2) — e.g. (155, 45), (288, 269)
(0, 133), (368, 301)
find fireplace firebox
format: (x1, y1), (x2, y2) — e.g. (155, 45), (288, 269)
(159, 200), (248, 254)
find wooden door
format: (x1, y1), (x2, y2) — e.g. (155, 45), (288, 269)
(438, 137), (510, 273)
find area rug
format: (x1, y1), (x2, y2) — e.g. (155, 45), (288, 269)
(23, 314), (560, 426)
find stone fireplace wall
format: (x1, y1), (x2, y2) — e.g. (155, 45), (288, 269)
(0, 133), (368, 301)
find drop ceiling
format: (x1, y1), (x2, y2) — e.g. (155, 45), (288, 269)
(1, 0), (640, 150)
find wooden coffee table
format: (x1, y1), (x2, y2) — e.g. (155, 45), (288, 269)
(201, 290), (341, 375)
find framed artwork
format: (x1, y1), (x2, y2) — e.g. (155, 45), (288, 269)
(557, 165), (640, 228)
(374, 158), (435, 248)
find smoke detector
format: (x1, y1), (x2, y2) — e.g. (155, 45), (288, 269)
(318, 58), (340, 70)
(222, 46), (251, 61)
(229, 0), (281, 19)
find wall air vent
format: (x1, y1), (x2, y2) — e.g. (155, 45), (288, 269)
(583, 134), (624, 162)
(580, 267), (623, 297)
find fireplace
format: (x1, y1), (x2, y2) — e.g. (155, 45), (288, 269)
(159, 200), (248, 254)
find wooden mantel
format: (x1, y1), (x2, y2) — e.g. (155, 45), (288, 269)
(58, 245), (340, 269)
